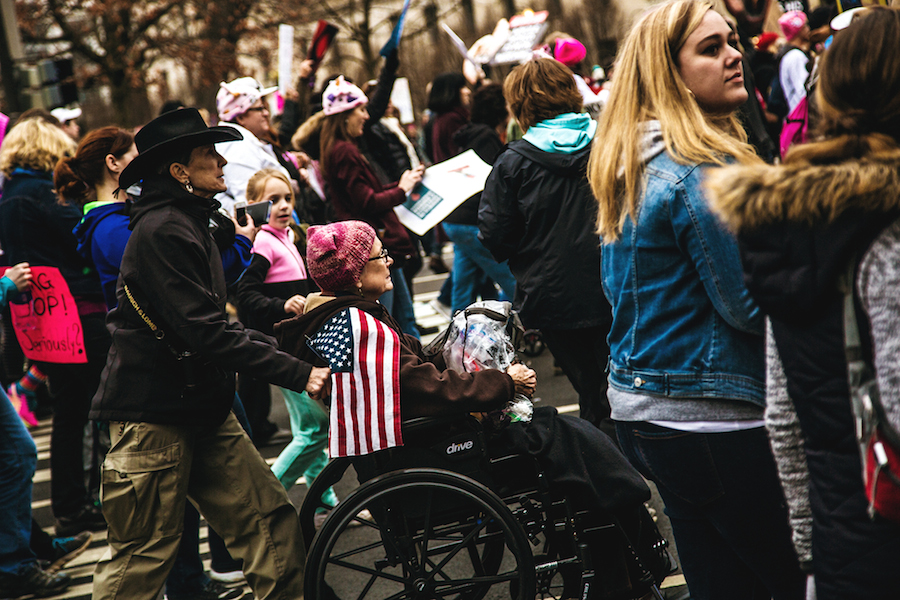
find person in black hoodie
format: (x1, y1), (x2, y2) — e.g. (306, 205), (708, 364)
(443, 83), (517, 314)
(88, 109), (329, 600)
(479, 59), (612, 431)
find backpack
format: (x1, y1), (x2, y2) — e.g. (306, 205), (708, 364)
(766, 46), (794, 120)
(842, 261), (900, 524)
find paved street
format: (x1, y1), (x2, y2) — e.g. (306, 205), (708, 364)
(22, 255), (688, 600)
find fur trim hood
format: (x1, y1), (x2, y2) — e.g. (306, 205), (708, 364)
(706, 145), (900, 232)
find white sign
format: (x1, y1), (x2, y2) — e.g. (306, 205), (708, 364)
(390, 77), (415, 125)
(278, 24), (295, 95)
(394, 150), (493, 236)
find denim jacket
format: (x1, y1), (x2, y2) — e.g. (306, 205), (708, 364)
(602, 149), (765, 409)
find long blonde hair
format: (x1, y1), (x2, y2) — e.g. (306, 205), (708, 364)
(589, 0), (760, 241)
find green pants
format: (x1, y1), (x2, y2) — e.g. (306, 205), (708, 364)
(93, 412), (306, 600)
(271, 389), (338, 510)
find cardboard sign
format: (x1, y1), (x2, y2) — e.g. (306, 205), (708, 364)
(278, 24), (295, 96)
(5, 266), (87, 363)
(394, 150), (493, 236)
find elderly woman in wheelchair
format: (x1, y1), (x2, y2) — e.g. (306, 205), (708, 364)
(275, 221), (675, 600)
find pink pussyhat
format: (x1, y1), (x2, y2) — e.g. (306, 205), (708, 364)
(778, 11), (808, 41)
(554, 38), (586, 67)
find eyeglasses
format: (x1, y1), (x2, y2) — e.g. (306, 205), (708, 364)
(368, 248), (390, 264)
(245, 105), (269, 113)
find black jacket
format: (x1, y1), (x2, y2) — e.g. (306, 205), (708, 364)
(478, 140), (605, 330)
(444, 123), (504, 226)
(0, 169), (103, 300)
(708, 150), (900, 600)
(90, 177), (312, 426)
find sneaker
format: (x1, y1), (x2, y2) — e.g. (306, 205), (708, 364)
(165, 579), (243, 600)
(0, 561), (70, 598)
(315, 508), (373, 530)
(46, 530), (92, 573)
(55, 505), (106, 537)
(7, 383), (39, 428)
(208, 568), (246, 585)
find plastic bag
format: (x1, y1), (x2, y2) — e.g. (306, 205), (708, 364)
(426, 300), (532, 423)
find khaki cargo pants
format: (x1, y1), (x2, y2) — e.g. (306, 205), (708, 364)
(92, 412), (306, 600)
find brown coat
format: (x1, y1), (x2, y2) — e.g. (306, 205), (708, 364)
(275, 293), (513, 419)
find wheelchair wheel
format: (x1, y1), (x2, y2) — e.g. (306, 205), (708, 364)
(304, 468), (536, 600)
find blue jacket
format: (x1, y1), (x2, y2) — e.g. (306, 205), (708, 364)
(602, 149), (765, 406)
(73, 201), (252, 309)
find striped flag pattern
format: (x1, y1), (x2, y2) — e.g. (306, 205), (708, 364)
(307, 307), (403, 457)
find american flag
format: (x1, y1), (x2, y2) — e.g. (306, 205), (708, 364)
(307, 307), (403, 457)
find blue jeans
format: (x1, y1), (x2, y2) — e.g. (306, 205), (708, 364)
(379, 265), (420, 339)
(441, 223), (516, 315)
(616, 421), (805, 600)
(0, 386), (38, 575)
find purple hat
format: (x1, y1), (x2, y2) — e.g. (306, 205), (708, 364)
(306, 221), (377, 291)
(322, 76), (368, 116)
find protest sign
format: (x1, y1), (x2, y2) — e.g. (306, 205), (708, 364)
(390, 77), (415, 124)
(394, 150), (493, 236)
(308, 21), (338, 72)
(380, 0), (411, 57)
(278, 24), (294, 96)
(3, 266), (87, 363)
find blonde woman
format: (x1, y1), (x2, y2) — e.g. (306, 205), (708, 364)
(588, 1), (804, 598)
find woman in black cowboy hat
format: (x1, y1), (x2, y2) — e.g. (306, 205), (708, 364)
(89, 108), (330, 600)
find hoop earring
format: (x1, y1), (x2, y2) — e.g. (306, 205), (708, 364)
(183, 180), (193, 193)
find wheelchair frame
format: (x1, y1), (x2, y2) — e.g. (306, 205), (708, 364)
(298, 415), (670, 600)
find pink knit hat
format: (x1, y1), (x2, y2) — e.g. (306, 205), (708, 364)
(553, 38), (586, 67)
(306, 221), (377, 291)
(778, 11), (808, 41)
(322, 76), (368, 116)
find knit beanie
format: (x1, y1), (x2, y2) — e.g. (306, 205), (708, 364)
(306, 221), (377, 291)
(322, 76), (368, 116)
(553, 38), (586, 67)
(778, 11), (808, 41)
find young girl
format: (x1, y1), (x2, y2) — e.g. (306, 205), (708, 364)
(236, 169), (337, 512)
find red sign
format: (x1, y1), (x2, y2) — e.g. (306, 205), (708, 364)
(5, 266), (87, 363)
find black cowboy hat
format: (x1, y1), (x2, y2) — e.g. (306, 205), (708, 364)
(119, 108), (242, 188)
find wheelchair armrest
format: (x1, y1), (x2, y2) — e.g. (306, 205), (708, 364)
(401, 413), (481, 435)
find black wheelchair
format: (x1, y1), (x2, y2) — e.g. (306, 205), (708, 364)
(297, 414), (675, 600)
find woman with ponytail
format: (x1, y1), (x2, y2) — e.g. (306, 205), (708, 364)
(708, 7), (900, 599)
(57, 127), (137, 308)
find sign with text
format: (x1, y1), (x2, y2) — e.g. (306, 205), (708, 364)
(395, 150), (493, 236)
(5, 266), (87, 363)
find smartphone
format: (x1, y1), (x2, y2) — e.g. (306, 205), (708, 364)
(247, 200), (272, 227)
(234, 200), (248, 226)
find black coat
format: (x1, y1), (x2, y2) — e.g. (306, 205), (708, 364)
(90, 177), (311, 426)
(478, 140), (605, 330)
(0, 169), (103, 299)
(444, 123), (504, 226)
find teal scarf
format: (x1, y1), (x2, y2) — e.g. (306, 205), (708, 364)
(522, 112), (597, 154)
